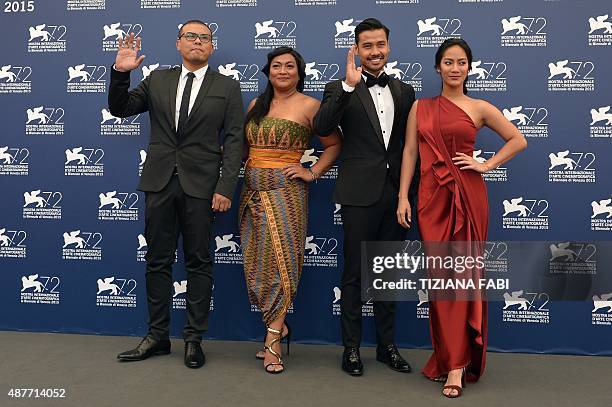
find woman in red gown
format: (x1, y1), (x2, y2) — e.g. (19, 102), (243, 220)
(397, 39), (527, 398)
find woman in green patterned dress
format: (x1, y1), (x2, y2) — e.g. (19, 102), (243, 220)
(240, 47), (341, 373)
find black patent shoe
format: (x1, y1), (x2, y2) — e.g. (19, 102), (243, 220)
(341, 347), (363, 376)
(376, 344), (412, 373)
(184, 341), (205, 369)
(117, 335), (171, 361)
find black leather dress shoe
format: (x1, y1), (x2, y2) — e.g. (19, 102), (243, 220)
(342, 347), (363, 376)
(117, 335), (171, 361)
(376, 344), (412, 373)
(184, 341), (205, 369)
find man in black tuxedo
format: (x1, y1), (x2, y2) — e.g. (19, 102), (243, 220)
(109, 20), (244, 368)
(313, 18), (418, 376)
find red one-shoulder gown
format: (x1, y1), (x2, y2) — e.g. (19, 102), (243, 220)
(417, 96), (488, 382)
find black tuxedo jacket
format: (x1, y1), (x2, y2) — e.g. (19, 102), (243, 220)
(313, 77), (417, 206)
(108, 66), (244, 199)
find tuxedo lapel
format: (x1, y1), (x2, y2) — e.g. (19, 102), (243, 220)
(389, 78), (401, 124)
(388, 78), (402, 143)
(168, 67), (181, 131)
(186, 69), (215, 126)
(355, 80), (384, 146)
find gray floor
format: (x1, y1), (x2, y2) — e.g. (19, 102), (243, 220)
(0, 331), (610, 407)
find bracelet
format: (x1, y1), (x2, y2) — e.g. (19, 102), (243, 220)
(307, 168), (320, 183)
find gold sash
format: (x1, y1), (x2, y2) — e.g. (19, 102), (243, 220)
(246, 148), (303, 169)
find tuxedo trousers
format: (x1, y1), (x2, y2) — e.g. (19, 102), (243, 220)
(340, 175), (406, 348)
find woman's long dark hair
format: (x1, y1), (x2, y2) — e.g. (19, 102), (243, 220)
(434, 38), (473, 95)
(244, 47), (306, 127)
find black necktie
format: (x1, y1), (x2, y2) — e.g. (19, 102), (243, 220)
(363, 71), (389, 88)
(177, 72), (195, 135)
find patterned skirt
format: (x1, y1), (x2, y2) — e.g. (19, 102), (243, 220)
(239, 166), (308, 325)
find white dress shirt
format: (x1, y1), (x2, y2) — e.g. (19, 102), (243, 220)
(175, 64), (209, 131)
(342, 73), (394, 149)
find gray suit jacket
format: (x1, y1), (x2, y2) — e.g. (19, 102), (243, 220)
(108, 66), (244, 199)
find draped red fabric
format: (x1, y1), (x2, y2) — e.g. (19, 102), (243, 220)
(417, 96), (489, 382)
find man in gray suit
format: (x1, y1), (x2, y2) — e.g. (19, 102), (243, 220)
(109, 20), (244, 368)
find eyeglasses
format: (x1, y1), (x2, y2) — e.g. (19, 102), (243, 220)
(179, 32), (212, 43)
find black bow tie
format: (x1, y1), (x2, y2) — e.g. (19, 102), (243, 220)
(363, 71), (389, 88)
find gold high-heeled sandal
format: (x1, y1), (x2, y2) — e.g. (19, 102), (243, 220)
(255, 322), (290, 360)
(264, 326), (284, 374)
